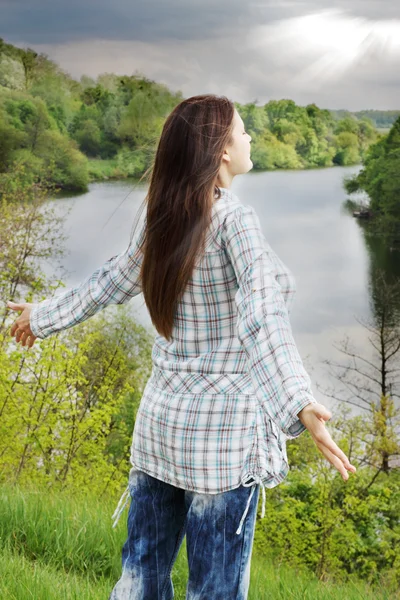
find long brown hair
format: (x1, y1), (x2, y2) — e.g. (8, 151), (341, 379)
(130, 94), (235, 341)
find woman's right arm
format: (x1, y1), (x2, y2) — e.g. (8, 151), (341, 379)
(8, 219), (146, 343)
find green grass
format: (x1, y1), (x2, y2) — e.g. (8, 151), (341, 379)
(0, 549), (113, 600)
(248, 553), (397, 600)
(0, 483), (397, 599)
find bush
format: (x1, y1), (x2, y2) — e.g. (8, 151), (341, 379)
(35, 130), (89, 191)
(116, 147), (148, 177)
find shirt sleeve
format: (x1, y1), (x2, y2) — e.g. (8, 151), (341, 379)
(222, 203), (317, 438)
(29, 219), (146, 340)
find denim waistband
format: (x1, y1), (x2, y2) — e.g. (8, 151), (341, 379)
(111, 473), (266, 537)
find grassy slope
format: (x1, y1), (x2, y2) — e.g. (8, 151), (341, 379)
(0, 483), (397, 600)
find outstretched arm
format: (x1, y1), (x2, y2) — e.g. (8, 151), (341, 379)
(9, 219), (146, 341)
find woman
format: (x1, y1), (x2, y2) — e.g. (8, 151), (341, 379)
(7, 94), (356, 600)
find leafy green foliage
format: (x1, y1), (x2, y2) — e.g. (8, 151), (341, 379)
(0, 172), (153, 497)
(344, 117), (400, 240)
(253, 410), (400, 588)
(236, 99), (377, 171)
(0, 38), (383, 193)
(0, 89), (89, 190)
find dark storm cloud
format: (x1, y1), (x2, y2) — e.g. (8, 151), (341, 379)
(1, 0), (257, 44)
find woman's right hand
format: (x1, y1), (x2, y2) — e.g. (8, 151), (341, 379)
(6, 301), (38, 349)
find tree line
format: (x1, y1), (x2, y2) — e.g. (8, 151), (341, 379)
(0, 37), (389, 192)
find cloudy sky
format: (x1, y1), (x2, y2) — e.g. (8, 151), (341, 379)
(2, 0), (400, 111)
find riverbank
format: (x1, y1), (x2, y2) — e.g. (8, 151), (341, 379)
(87, 158), (139, 183)
(86, 158), (364, 186)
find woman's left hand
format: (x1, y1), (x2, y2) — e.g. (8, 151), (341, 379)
(297, 402), (357, 482)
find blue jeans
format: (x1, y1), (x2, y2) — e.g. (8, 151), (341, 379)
(108, 466), (260, 600)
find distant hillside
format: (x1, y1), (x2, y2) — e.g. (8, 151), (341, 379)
(330, 109), (400, 130)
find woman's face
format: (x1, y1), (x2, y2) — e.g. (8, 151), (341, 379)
(224, 110), (253, 176)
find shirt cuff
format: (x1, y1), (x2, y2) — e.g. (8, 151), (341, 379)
(29, 300), (52, 339)
(280, 395), (317, 438)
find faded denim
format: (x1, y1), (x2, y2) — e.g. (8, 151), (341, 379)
(108, 466), (261, 600)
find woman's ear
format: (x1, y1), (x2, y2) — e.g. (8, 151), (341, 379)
(222, 150), (231, 163)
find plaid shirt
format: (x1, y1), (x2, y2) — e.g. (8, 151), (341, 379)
(30, 187), (316, 535)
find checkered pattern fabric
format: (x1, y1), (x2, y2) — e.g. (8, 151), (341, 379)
(30, 187), (316, 500)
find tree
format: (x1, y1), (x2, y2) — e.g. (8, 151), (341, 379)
(19, 48), (38, 91)
(344, 117), (400, 241)
(318, 269), (400, 475)
(237, 101), (270, 136)
(74, 119), (102, 157)
(333, 132), (360, 165)
(0, 171), (154, 495)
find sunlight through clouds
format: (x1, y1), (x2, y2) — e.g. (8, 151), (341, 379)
(249, 9), (400, 89)
(7, 4), (400, 109)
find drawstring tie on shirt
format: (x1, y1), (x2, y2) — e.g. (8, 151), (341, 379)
(111, 475), (266, 535)
(111, 484), (130, 529)
(236, 474), (266, 535)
